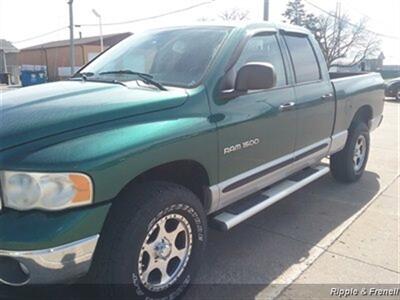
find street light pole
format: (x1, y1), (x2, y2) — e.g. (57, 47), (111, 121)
(68, 0), (75, 75)
(92, 9), (104, 52)
(263, 0), (269, 21)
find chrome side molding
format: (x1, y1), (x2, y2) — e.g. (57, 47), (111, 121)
(329, 130), (348, 155)
(207, 132), (348, 214)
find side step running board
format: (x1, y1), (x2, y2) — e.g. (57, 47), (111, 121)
(212, 165), (329, 231)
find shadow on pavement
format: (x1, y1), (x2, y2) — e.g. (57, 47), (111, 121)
(185, 171), (382, 299)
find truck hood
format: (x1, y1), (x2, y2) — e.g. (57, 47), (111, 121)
(0, 81), (188, 151)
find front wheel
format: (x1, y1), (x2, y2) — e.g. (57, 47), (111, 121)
(330, 121), (370, 183)
(396, 88), (400, 101)
(91, 182), (207, 299)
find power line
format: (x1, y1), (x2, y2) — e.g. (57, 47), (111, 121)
(337, 1), (373, 21)
(77, 0), (215, 27)
(10, 0), (216, 45)
(303, 0), (400, 40)
(12, 27), (68, 44)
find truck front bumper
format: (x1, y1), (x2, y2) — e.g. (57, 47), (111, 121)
(0, 235), (98, 286)
(0, 202), (110, 286)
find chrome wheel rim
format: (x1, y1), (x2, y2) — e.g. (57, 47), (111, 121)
(353, 135), (367, 172)
(138, 213), (193, 292)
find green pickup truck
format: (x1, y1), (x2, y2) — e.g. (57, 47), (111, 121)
(0, 22), (384, 298)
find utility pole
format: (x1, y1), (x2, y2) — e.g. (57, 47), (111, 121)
(337, 1), (342, 55)
(68, 0), (75, 76)
(2, 51), (8, 73)
(334, 0), (341, 52)
(263, 0), (269, 21)
(92, 9), (104, 52)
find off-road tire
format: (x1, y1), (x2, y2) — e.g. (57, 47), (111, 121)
(90, 181), (207, 299)
(330, 121), (370, 183)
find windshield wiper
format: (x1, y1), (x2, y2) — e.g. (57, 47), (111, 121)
(68, 76), (126, 87)
(99, 70), (167, 91)
(72, 72), (95, 81)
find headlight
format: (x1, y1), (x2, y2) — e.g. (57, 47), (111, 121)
(0, 171), (93, 211)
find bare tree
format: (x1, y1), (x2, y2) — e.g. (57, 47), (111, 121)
(219, 8), (250, 21)
(315, 14), (380, 68)
(283, 0), (381, 68)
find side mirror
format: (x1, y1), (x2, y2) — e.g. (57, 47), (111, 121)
(235, 62), (277, 92)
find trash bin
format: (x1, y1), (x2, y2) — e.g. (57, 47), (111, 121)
(20, 70), (47, 87)
(0, 73), (10, 85)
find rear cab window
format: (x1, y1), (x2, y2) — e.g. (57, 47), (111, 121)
(283, 34), (321, 83)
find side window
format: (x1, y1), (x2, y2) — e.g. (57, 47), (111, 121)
(233, 34), (287, 88)
(284, 35), (321, 83)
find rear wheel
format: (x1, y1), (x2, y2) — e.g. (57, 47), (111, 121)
(91, 182), (207, 299)
(330, 121), (370, 183)
(396, 88), (400, 101)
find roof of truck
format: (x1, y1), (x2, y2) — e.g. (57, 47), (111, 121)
(148, 22), (311, 35)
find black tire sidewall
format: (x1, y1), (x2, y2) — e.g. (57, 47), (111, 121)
(345, 122), (370, 181)
(107, 183), (207, 299)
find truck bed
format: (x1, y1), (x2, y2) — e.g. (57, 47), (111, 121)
(330, 72), (385, 135)
(329, 71), (374, 80)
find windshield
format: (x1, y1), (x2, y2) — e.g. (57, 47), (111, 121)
(77, 27), (230, 88)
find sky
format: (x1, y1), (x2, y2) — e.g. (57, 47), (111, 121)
(0, 0), (399, 64)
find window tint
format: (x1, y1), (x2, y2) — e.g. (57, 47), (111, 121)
(234, 34), (287, 88)
(285, 35), (321, 83)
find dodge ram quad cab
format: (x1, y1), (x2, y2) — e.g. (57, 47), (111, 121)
(0, 23), (384, 299)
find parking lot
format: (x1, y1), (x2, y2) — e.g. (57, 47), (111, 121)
(185, 99), (399, 299)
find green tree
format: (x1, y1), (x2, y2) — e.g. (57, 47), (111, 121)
(282, 0), (318, 29)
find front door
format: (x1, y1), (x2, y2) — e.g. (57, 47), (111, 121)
(210, 33), (297, 208)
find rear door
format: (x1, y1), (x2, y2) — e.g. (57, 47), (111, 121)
(282, 33), (335, 151)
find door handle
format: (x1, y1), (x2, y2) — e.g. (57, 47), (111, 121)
(321, 93), (333, 100)
(279, 102), (295, 111)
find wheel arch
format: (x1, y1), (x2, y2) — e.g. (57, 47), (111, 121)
(118, 159), (212, 210)
(351, 105), (373, 129)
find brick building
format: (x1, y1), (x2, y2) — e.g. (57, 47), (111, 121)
(18, 32), (132, 81)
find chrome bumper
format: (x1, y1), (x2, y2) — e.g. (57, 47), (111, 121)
(0, 235), (99, 286)
(369, 115), (383, 132)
